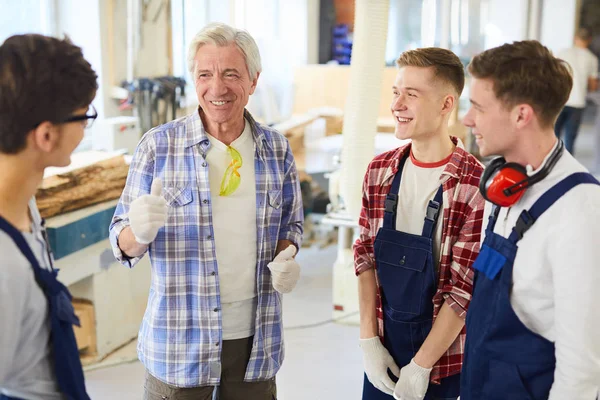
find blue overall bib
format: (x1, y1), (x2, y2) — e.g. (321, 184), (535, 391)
(0, 216), (90, 400)
(461, 172), (600, 400)
(362, 155), (460, 400)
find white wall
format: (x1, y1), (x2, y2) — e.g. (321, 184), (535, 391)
(484, 0), (529, 49)
(56, 0), (105, 117)
(540, 0), (577, 54)
(56, 0), (107, 151)
(111, 0), (171, 84)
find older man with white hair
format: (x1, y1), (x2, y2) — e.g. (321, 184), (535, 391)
(109, 22), (303, 400)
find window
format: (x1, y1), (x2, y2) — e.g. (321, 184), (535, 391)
(171, 0), (311, 124)
(0, 0), (55, 43)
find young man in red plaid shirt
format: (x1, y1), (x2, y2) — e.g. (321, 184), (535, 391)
(354, 48), (485, 400)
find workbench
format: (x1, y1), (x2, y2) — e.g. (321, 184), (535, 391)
(46, 199), (150, 363)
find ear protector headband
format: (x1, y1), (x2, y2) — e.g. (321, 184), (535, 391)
(479, 140), (564, 207)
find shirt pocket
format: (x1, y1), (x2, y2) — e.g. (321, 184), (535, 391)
(162, 186), (193, 207)
(161, 186), (194, 240)
(268, 189), (282, 209)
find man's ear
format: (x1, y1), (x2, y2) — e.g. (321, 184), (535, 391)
(513, 103), (535, 130)
(249, 71), (260, 95)
(31, 121), (59, 153)
(441, 94), (455, 116)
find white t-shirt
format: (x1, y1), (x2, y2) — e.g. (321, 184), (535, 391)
(0, 199), (65, 400)
(483, 146), (600, 399)
(558, 46), (599, 108)
(206, 120), (258, 340)
(395, 151), (451, 268)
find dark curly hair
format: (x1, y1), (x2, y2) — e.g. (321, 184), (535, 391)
(0, 34), (98, 154)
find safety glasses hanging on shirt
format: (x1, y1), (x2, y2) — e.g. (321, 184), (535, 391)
(220, 145), (242, 196)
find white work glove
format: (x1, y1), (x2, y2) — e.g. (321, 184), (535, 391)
(128, 178), (167, 245)
(360, 337), (400, 396)
(393, 358), (432, 400)
(267, 245), (300, 293)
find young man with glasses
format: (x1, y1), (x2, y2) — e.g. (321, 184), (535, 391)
(0, 34), (98, 400)
(110, 22), (303, 400)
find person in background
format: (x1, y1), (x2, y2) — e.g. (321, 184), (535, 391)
(555, 27), (599, 155)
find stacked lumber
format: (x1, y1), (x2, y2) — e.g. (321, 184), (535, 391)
(36, 156), (129, 219)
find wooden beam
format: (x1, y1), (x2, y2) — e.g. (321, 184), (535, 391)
(36, 156), (129, 219)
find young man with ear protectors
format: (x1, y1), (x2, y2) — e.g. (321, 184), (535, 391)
(461, 40), (600, 400)
(354, 48), (485, 400)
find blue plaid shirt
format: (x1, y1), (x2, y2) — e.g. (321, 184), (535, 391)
(109, 110), (303, 387)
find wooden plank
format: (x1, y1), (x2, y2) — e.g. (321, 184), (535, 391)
(292, 65), (398, 119)
(36, 156), (129, 219)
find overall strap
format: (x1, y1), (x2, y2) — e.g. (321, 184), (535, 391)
(0, 216), (47, 294)
(383, 153), (410, 230)
(509, 172), (600, 243)
(421, 185), (444, 238)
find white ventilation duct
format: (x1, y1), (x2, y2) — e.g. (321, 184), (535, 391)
(339, 0), (390, 220)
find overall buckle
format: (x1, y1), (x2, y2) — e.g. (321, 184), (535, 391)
(385, 194), (398, 213)
(426, 200), (441, 221)
(513, 210), (534, 239)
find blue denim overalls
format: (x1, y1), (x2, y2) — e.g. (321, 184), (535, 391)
(461, 172), (600, 400)
(362, 154), (460, 400)
(0, 216), (90, 400)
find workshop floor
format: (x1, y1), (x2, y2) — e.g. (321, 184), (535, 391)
(84, 243), (365, 400)
(84, 121), (599, 399)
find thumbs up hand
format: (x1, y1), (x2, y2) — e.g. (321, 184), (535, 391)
(128, 178), (168, 245)
(267, 245), (301, 294)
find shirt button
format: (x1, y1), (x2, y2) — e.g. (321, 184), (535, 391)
(203, 199), (209, 204)
(211, 271), (216, 276)
(202, 162), (207, 167)
(213, 307), (219, 312)
(207, 235), (213, 240)
(215, 342), (219, 347)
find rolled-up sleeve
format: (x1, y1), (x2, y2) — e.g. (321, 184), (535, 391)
(442, 186), (485, 318)
(277, 140), (303, 248)
(354, 169), (375, 276)
(109, 133), (156, 268)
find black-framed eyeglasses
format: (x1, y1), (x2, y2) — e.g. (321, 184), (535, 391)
(60, 104), (98, 129)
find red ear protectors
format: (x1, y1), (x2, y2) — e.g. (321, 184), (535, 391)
(479, 140), (564, 207)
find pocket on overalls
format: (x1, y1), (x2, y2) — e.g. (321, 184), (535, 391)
(482, 359), (533, 400)
(472, 244), (507, 280)
(376, 241), (429, 315)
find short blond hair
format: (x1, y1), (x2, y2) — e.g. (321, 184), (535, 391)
(396, 47), (465, 96)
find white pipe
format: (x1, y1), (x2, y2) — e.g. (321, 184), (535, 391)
(421, 0), (438, 47)
(127, 0), (134, 82)
(440, 0), (452, 49)
(339, 0), (389, 220)
(528, 0), (542, 40)
(461, 0), (470, 45)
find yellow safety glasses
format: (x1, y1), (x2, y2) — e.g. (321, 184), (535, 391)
(219, 145), (242, 196)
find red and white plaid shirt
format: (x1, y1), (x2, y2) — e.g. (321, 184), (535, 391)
(353, 138), (485, 383)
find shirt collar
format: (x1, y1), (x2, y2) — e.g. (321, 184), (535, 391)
(380, 136), (467, 186)
(184, 108), (270, 153)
